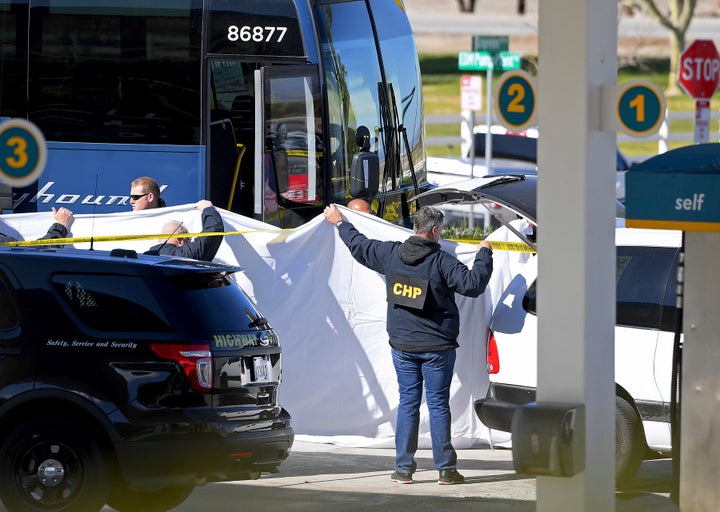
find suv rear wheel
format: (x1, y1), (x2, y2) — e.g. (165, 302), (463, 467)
(0, 418), (110, 512)
(107, 482), (195, 512)
(615, 395), (645, 485)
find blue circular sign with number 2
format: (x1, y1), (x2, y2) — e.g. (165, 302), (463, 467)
(0, 119), (47, 188)
(494, 70), (537, 130)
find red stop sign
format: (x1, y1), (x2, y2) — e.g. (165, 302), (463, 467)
(678, 39), (720, 99)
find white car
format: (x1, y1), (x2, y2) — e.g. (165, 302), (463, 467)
(414, 177), (681, 485)
(480, 226), (680, 484)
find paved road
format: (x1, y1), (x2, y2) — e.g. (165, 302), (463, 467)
(408, 8), (720, 40)
(405, 0), (720, 55)
(94, 440), (677, 512)
(0, 440), (680, 511)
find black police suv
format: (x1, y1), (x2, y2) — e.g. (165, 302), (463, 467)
(0, 246), (293, 512)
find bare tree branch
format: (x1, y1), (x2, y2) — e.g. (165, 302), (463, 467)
(621, 0), (698, 94)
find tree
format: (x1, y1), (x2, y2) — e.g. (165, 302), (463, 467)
(456, 0), (525, 14)
(456, 0), (476, 12)
(622, 0), (697, 95)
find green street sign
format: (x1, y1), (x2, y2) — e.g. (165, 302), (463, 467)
(0, 118), (47, 188)
(459, 51), (493, 71)
(473, 35), (509, 54)
(458, 51), (522, 71)
(498, 52), (521, 70)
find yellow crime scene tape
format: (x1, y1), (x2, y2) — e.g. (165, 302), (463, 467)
(0, 230), (536, 252)
(0, 231), (537, 252)
(452, 239), (536, 253)
(0, 230), (267, 247)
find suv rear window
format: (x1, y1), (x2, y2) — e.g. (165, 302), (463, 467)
(53, 274), (172, 332)
(153, 273), (266, 333)
(522, 245), (679, 331)
(54, 271), (268, 335)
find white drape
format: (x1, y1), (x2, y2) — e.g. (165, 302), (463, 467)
(0, 205), (514, 448)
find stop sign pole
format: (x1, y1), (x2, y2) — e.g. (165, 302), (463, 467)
(677, 39), (720, 143)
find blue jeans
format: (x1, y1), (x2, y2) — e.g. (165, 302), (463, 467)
(391, 347), (457, 473)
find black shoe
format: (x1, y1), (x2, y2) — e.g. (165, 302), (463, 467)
(438, 469), (465, 485)
(391, 470), (413, 484)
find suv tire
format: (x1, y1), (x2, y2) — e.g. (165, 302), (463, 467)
(108, 482), (195, 512)
(0, 418), (110, 512)
(615, 395), (645, 486)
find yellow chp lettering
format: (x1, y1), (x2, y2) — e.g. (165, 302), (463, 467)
(393, 282), (423, 299)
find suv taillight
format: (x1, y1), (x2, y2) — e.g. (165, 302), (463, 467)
(151, 343), (213, 393)
(486, 329), (500, 374)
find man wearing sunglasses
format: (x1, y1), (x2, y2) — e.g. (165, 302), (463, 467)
(130, 176), (166, 210)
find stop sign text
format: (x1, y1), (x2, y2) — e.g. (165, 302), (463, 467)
(681, 58), (720, 87)
(678, 39), (720, 99)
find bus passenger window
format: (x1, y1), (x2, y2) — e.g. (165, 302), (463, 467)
(28, 7), (201, 145)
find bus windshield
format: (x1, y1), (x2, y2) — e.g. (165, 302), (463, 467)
(315, 2), (385, 204)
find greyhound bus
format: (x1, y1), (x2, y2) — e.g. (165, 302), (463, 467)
(0, 0), (428, 226)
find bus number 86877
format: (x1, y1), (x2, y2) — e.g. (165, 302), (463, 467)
(228, 26), (288, 43)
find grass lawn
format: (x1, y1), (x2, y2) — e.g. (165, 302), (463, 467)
(421, 54), (720, 159)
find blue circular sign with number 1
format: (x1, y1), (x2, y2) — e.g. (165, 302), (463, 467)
(0, 119), (47, 188)
(617, 81), (664, 136)
(494, 70), (537, 131)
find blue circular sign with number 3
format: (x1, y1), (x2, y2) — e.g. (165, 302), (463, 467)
(0, 119), (47, 188)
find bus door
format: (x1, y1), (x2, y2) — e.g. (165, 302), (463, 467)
(256, 65), (322, 228)
(208, 59), (258, 217)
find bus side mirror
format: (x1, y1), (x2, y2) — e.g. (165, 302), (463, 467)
(350, 152), (379, 197)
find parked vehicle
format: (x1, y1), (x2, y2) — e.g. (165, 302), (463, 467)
(426, 131), (632, 230)
(468, 131), (634, 201)
(0, 247), (293, 512)
(414, 176), (680, 485)
(481, 227), (680, 484)
(421, 173), (541, 233)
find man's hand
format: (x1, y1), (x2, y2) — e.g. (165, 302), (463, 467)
(323, 204), (345, 226)
(478, 240), (492, 251)
(196, 200), (213, 211)
(52, 207), (74, 228)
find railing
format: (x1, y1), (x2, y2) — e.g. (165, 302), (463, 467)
(426, 111), (720, 157)
(618, 111), (720, 154)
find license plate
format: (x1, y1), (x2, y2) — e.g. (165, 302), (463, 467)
(253, 356), (269, 382)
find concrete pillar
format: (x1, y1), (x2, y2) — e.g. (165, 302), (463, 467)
(680, 232), (720, 510)
(536, 1), (617, 510)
